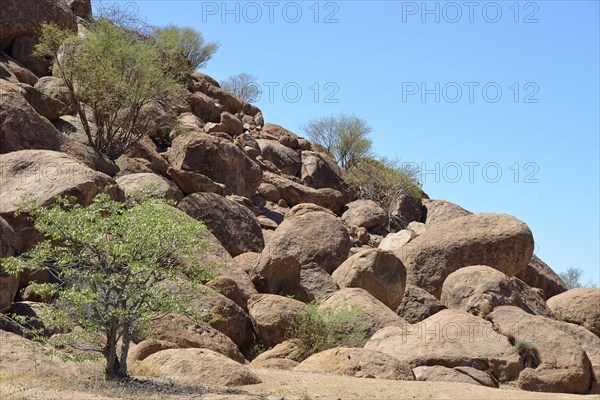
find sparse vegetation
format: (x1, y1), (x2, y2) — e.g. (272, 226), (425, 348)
(153, 25), (219, 76)
(344, 156), (422, 229)
(286, 302), (368, 360)
(220, 73), (261, 103)
(2, 193), (213, 380)
(302, 113), (373, 170)
(33, 18), (216, 160)
(514, 340), (540, 369)
(559, 267), (598, 289)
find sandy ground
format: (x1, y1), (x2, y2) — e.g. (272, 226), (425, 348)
(241, 368), (599, 400)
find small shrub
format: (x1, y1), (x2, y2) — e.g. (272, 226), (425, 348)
(514, 340), (540, 368)
(286, 302), (368, 360)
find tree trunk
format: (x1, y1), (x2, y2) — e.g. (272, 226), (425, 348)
(118, 323), (132, 377)
(103, 322), (125, 380)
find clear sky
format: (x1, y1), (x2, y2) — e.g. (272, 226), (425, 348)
(96, 1), (600, 285)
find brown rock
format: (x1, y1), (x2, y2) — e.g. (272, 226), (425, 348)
(166, 167), (223, 195)
(207, 276), (247, 311)
(319, 288), (409, 340)
(300, 263), (339, 300)
(124, 135), (170, 177)
(167, 133), (262, 198)
(413, 365), (495, 387)
(365, 309), (522, 381)
(247, 294), (305, 348)
(515, 255), (567, 299)
(390, 193), (423, 230)
(34, 76), (74, 114)
(421, 199), (471, 225)
(342, 200), (388, 230)
(299, 151), (348, 193)
(146, 314), (245, 363)
(250, 339), (305, 368)
(66, 0), (92, 19)
(256, 139), (301, 176)
(489, 306), (593, 394)
(116, 173), (183, 202)
(0, 0), (77, 52)
(399, 213), (534, 298)
(0, 150), (120, 253)
(296, 347), (415, 380)
(0, 91), (116, 175)
(441, 265), (553, 317)
(378, 230), (413, 254)
(188, 91), (222, 123)
(396, 285), (446, 324)
(178, 192), (264, 257)
(0, 51), (38, 85)
(127, 339), (178, 363)
(257, 209), (351, 277)
(332, 249), (407, 310)
(263, 171), (348, 212)
(547, 288), (600, 337)
(141, 348), (262, 386)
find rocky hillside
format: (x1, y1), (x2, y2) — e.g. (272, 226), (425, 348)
(1, 1), (599, 398)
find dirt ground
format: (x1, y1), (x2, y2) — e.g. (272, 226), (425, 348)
(242, 368), (598, 400)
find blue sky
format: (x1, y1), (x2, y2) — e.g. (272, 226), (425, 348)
(97, 1), (599, 285)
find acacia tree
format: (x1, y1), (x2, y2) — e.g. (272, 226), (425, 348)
(344, 157), (422, 230)
(559, 267), (598, 289)
(2, 194), (213, 380)
(153, 25), (219, 76)
(34, 20), (217, 160)
(220, 73), (261, 103)
(303, 113), (373, 169)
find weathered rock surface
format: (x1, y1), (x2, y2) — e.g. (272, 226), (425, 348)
(399, 213), (534, 298)
(116, 172), (183, 202)
(256, 139), (301, 176)
(141, 348), (262, 386)
(441, 265), (553, 317)
(127, 339), (179, 363)
(319, 288), (409, 340)
(396, 285), (446, 324)
(342, 200), (388, 230)
(421, 199), (471, 225)
(365, 309), (522, 381)
(295, 347), (415, 380)
(332, 249), (407, 310)
(0, 150), (120, 253)
(0, 0), (77, 51)
(250, 339), (305, 368)
(167, 133), (262, 198)
(262, 172), (348, 212)
(299, 151), (348, 192)
(515, 255), (568, 299)
(248, 294), (305, 348)
(489, 306), (593, 394)
(144, 314), (245, 363)
(0, 91), (116, 174)
(413, 365), (496, 387)
(547, 288), (600, 337)
(178, 192), (264, 257)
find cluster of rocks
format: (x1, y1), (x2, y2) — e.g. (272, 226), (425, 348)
(1, 1), (599, 395)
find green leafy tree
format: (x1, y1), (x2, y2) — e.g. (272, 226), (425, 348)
(344, 157), (422, 230)
(34, 20), (175, 159)
(287, 302), (368, 360)
(303, 113), (373, 169)
(559, 267), (598, 289)
(220, 73), (261, 103)
(2, 193), (213, 380)
(153, 25), (219, 74)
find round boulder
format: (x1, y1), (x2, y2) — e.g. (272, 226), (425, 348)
(332, 249), (407, 310)
(547, 288), (600, 337)
(441, 265), (553, 317)
(399, 213), (534, 298)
